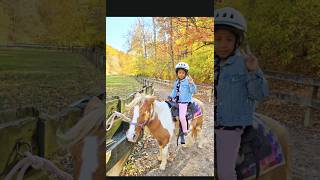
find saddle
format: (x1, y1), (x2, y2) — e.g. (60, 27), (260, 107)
(235, 115), (286, 179)
(235, 126), (272, 179)
(165, 100), (196, 122)
(165, 99), (199, 145)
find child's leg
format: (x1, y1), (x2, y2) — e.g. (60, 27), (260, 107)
(215, 128), (243, 180)
(178, 103), (188, 133)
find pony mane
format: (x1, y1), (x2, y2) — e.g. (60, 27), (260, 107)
(125, 92), (146, 111)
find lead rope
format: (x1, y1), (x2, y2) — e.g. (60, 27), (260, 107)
(4, 147), (73, 180)
(106, 111), (132, 131)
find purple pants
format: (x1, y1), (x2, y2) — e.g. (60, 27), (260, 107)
(215, 128), (243, 180)
(178, 103), (188, 133)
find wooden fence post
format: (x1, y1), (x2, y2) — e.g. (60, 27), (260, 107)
(304, 86), (318, 127)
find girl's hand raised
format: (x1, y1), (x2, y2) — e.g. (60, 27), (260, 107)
(241, 45), (259, 72)
(188, 75), (194, 84)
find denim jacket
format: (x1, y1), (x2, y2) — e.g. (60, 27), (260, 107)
(215, 51), (269, 126)
(170, 76), (197, 103)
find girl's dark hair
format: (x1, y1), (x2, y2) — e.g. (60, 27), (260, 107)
(214, 24), (244, 48)
(176, 68), (188, 75)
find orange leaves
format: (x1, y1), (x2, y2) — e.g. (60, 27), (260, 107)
(127, 17), (214, 82)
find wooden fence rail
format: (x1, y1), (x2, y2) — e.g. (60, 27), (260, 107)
(264, 71), (319, 127)
(136, 71), (319, 127)
(0, 43), (106, 71)
(135, 75), (214, 102)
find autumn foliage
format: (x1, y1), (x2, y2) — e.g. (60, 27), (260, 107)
(108, 17), (214, 84)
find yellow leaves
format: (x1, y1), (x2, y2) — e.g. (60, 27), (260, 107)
(106, 45), (137, 75)
(125, 17), (214, 83)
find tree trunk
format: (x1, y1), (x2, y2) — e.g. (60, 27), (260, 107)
(152, 17), (157, 60)
(139, 18), (148, 59)
(185, 17), (189, 58)
(169, 17), (175, 78)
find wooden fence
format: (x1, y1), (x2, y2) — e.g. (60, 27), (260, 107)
(0, 43), (106, 71)
(264, 70), (320, 127)
(136, 71), (319, 127)
(0, 94), (97, 179)
(135, 75), (213, 102)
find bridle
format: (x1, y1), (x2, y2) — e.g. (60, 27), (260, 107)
(129, 120), (150, 129)
(129, 103), (156, 129)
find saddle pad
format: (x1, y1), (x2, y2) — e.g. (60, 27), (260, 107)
(167, 101), (203, 120)
(237, 115), (286, 179)
(192, 101), (203, 119)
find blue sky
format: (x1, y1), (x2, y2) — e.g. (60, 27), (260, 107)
(106, 17), (152, 52)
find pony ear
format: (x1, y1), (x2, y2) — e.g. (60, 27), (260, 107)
(149, 96), (156, 103)
(145, 95), (156, 104)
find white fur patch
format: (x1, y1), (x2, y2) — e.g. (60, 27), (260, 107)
(126, 105), (139, 141)
(79, 136), (98, 180)
(153, 101), (174, 137)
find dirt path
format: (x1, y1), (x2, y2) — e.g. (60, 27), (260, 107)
(120, 84), (214, 176)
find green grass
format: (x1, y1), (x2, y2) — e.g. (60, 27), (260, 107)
(106, 75), (142, 98)
(0, 48), (104, 114)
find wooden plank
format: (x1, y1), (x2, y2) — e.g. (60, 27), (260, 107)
(106, 99), (121, 140)
(265, 70), (320, 87)
(150, 77), (212, 101)
(304, 86), (319, 127)
(106, 125), (143, 174)
(268, 91), (320, 110)
(42, 106), (82, 158)
(0, 108), (39, 175)
(106, 150), (131, 176)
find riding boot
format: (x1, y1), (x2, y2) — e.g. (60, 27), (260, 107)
(180, 132), (187, 144)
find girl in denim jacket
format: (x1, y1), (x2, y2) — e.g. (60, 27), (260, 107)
(170, 62), (197, 144)
(214, 7), (268, 180)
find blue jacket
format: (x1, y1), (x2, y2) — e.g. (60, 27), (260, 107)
(170, 76), (197, 103)
(215, 51), (269, 126)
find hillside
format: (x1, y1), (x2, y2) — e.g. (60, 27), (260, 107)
(106, 45), (136, 75)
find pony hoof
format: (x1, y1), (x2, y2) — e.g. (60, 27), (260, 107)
(159, 164), (166, 170)
(198, 145), (203, 149)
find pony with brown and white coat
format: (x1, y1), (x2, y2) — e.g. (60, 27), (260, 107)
(126, 94), (206, 170)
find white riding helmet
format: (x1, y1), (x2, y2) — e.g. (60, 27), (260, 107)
(214, 7), (247, 32)
(175, 62), (189, 74)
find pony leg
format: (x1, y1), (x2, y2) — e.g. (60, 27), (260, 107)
(174, 120), (180, 136)
(196, 127), (204, 149)
(157, 147), (163, 161)
(185, 134), (193, 147)
(185, 125), (195, 147)
(159, 145), (169, 170)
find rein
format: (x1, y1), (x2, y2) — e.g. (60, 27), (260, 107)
(130, 103), (156, 129)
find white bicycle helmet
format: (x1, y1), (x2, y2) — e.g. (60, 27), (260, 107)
(214, 7), (247, 32)
(214, 7), (247, 45)
(175, 62), (189, 74)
